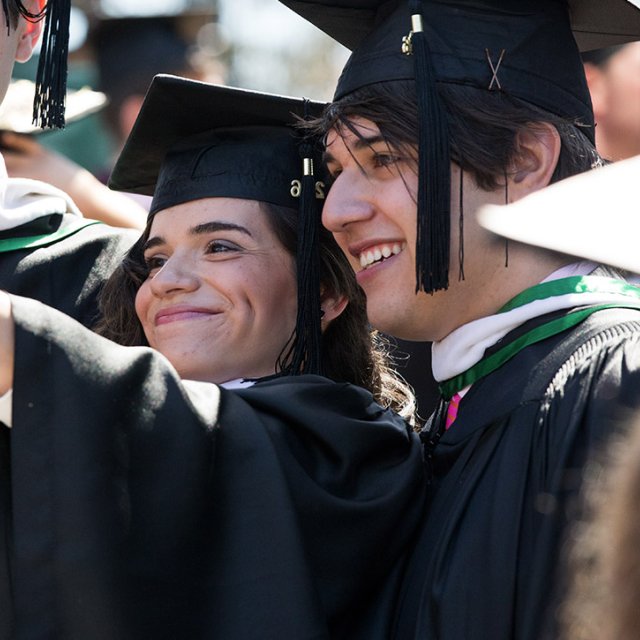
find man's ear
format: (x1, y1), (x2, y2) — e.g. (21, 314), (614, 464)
(509, 123), (561, 200)
(14, 0), (46, 63)
(320, 289), (349, 328)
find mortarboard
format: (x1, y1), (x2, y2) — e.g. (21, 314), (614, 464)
(279, 0), (640, 292)
(478, 154), (640, 274)
(2, 0), (72, 129)
(110, 74), (328, 376)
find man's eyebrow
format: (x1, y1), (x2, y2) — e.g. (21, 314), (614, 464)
(142, 221), (252, 252)
(323, 134), (387, 165)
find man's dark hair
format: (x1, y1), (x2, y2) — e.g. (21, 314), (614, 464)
(317, 80), (603, 192)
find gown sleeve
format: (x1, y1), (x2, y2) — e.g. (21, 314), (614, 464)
(2, 294), (426, 640)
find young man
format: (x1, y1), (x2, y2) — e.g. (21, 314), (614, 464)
(0, 0), (136, 326)
(281, 0), (640, 638)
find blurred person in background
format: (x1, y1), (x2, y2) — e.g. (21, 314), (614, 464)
(0, 81), (147, 228)
(583, 42), (640, 161)
(89, 2), (221, 181)
(2, 1), (221, 219)
(0, 0), (136, 326)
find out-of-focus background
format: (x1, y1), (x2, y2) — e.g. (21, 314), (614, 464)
(3, 0), (349, 175)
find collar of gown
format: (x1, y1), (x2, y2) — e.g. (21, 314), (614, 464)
(431, 261), (617, 383)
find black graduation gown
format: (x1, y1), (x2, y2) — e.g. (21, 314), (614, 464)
(0, 213), (137, 327)
(392, 306), (640, 640)
(0, 295), (426, 640)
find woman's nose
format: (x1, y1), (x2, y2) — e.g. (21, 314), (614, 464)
(149, 256), (199, 297)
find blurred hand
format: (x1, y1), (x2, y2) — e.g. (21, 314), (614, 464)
(0, 131), (146, 230)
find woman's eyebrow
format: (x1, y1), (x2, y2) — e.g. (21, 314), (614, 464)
(142, 235), (165, 252)
(191, 221), (252, 237)
(143, 221), (253, 252)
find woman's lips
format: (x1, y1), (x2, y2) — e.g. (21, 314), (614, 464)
(154, 307), (219, 326)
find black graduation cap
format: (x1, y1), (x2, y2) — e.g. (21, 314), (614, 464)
(110, 74), (328, 376)
(279, 0), (640, 293)
(2, 0), (71, 128)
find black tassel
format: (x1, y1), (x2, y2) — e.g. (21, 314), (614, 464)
(32, 0), (70, 129)
(504, 169), (510, 267)
(458, 163), (465, 281)
(289, 133), (323, 376)
(409, 0), (451, 293)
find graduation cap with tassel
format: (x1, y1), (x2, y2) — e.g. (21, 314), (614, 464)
(279, 0), (640, 294)
(2, 0), (71, 129)
(109, 74), (327, 376)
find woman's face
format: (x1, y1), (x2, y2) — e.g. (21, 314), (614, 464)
(135, 197), (298, 384)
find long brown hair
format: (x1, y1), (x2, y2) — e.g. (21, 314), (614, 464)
(95, 202), (416, 423)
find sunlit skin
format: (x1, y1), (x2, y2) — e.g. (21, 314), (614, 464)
(135, 198), (298, 384)
(0, 0), (45, 105)
(322, 117), (568, 342)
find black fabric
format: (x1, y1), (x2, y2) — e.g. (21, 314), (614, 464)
(1, 296), (426, 640)
(392, 305), (640, 640)
(0, 214), (63, 240)
(150, 126), (304, 214)
(280, 0), (640, 52)
(302, 1), (596, 136)
(108, 75), (326, 199)
(0, 214), (136, 327)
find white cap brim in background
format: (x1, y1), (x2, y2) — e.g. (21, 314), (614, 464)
(477, 155), (640, 273)
(0, 80), (107, 134)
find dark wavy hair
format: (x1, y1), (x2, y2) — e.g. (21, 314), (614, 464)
(313, 79), (603, 191)
(95, 202), (416, 423)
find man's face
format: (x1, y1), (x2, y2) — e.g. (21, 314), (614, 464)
(322, 117), (514, 342)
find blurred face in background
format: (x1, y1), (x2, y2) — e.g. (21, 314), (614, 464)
(585, 42), (640, 161)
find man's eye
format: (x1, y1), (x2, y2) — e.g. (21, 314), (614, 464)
(373, 153), (400, 168)
(326, 166), (342, 181)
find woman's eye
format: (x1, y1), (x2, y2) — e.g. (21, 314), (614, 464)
(206, 240), (239, 254)
(144, 255), (166, 274)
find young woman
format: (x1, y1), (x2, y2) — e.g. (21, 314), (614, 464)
(0, 76), (424, 640)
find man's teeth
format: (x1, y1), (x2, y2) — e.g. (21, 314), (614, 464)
(360, 243), (402, 269)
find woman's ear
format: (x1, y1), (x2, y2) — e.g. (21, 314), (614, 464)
(509, 122), (561, 200)
(14, 0), (46, 63)
(320, 289), (349, 328)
